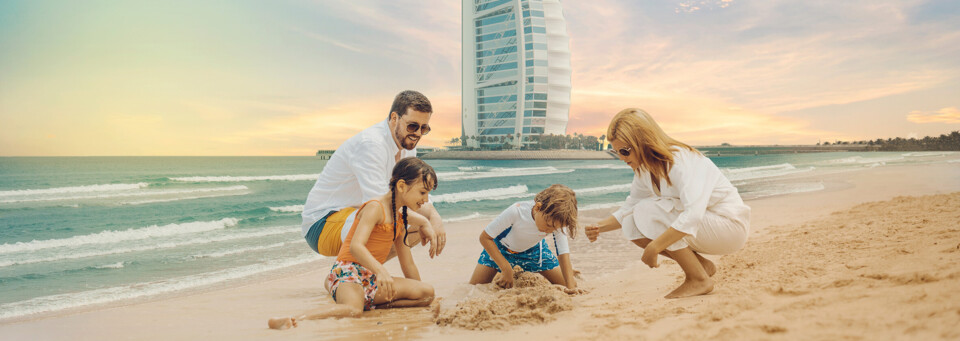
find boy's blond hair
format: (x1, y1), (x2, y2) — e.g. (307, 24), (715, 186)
(534, 184), (578, 238)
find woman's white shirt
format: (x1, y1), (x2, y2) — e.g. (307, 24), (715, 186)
(612, 148), (750, 238)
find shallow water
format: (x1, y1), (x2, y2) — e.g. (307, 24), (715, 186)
(1, 151), (958, 321)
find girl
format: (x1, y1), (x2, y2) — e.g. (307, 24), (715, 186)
(269, 157), (439, 329)
(586, 108), (750, 299)
(468, 184), (583, 294)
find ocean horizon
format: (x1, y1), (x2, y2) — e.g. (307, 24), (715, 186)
(1, 150), (958, 321)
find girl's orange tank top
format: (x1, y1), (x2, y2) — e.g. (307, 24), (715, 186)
(336, 200), (404, 264)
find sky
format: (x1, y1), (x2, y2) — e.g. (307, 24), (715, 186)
(1, 0), (958, 156)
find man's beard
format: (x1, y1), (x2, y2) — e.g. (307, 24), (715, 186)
(394, 125), (419, 150)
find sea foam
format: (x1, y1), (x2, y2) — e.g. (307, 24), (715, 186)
(0, 255), (316, 321)
(437, 167), (575, 181)
(169, 174), (319, 182)
(0, 225), (295, 268)
(574, 184), (632, 196)
(0, 218), (239, 255)
(269, 205), (304, 213)
(722, 163), (814, 182)
(432, 185), (530, 203)
(0, 185), (249, 204)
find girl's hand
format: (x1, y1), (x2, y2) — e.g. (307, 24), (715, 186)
(376, 273), (396, 301)
(585, 224), (601, 242)
(641, 247), (659, 268)
(495, 268), (515, 288)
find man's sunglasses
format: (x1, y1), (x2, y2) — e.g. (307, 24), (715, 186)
(405, 122), (431, 135)
(617, 147), (632, 157)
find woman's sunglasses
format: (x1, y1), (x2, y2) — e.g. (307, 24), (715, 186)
(617, 146), (632, 157)
(405, 122), (431, 135)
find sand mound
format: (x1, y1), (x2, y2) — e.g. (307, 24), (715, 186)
(435, 266), (573, 330)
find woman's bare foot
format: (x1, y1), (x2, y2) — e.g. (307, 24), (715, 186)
(268, 317), (297, 330)
(695, 253), (716, 277)
(665, 277), (714, 299)
(429, 297), (443, 319)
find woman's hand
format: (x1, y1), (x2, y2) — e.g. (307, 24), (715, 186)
(495, 268), (515, 288)
(585, 224), (601, 242)
(641, 246), (660, 268)
(376, 272), (396, 301)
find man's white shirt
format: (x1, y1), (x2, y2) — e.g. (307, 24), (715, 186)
(301, 119), (416, 236)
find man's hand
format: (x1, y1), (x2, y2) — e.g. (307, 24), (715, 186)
(429, 224), (446, 256)
(418, 224), (438, 258)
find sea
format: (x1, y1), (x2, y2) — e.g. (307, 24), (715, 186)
(1, 151), (958, 321)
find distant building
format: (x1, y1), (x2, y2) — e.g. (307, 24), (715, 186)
(315, 150), (335, 160)
(461, 0), (571, 149)
(417, 146), (440, 154)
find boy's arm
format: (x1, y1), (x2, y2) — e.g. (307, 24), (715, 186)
(395, 238), (420, 281)
(557, 253), (577, 289)
(479, 231), (515, 288)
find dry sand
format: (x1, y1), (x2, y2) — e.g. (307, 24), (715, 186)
(1, 162), (958, 340)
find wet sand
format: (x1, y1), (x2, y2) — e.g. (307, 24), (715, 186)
(1, 162), (958, 340)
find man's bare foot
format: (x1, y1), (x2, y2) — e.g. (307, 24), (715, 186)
(268, 317), (297, 330)
(664, 277), (714, 299)
(695, 253), (716, 277)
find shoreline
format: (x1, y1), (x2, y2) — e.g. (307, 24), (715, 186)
(1, 162), (958, 339)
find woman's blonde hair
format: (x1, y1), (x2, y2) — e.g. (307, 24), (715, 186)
(606, 108), (697, 186)
(534, 184), (578, 238)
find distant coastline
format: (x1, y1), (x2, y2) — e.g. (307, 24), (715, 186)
(695, 144), (876, 156)
(419, 149), (617, 160)
(419, 145), (878, 160)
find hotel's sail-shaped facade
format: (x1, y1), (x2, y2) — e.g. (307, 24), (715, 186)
(461, 0), (571, 149)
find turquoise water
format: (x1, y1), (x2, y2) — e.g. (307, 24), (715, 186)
(1, 151), (957, 320)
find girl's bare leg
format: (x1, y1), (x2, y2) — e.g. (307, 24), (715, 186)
(468, 264), (499, 285)
(373, 277), (435, 308)
(662, 247), (714, 299)
(267, 283), (366, 330)
(631, 238), (715, 276)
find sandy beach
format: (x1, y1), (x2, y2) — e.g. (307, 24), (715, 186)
(1, 162), (958, 340)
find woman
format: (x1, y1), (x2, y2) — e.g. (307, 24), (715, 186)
(586, 108), (750, 298)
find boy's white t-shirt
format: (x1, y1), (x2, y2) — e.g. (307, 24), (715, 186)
(484, 201), (571, 255)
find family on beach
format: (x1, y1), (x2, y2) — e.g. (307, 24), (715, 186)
(268, 90), (751, 330)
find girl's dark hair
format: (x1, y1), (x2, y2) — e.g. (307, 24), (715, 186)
(388, 157), (438, 247)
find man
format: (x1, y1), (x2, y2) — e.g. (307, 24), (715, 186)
(301, 90), (446, 259)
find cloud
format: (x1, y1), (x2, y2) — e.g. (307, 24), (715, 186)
(906, 107), (960, 124)
(559, 0), (960, 144)
(567, 88), (832, 145)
